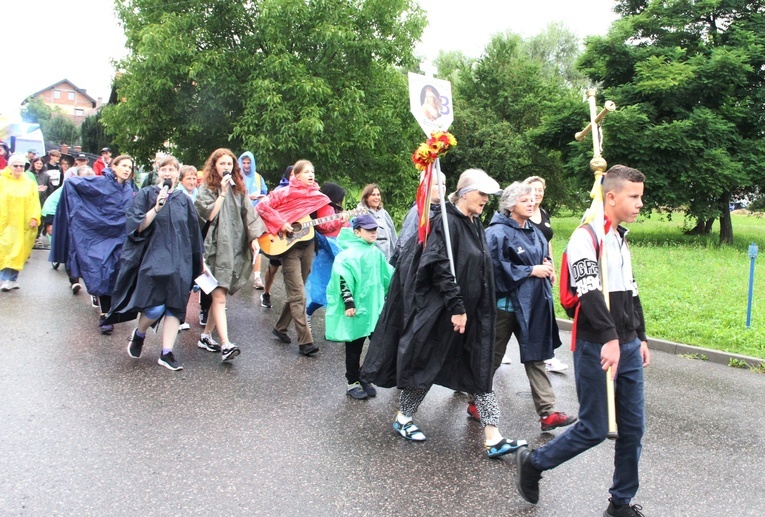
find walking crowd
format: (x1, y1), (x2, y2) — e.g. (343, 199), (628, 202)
(0, 142), (651, 516)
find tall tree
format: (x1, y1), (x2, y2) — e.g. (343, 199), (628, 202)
(438, 28), (584, 213)
(45, 115), (80, 147)
(21, 98), (53, 126)
(566, 0), (765, 244)
(81, 112), (112, 155)
(102, 0), (426, 210)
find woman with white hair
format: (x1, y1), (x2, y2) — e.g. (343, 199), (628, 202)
(484, 181), (576, 433)
(0, 154), (41, 291)
(362, 168), (526, 458)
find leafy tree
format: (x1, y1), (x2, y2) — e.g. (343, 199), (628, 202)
(45, 115), (80, 147)
(102, 0), (427, 215)
(21, 98), (53, 125)
(81, 112), (112, 155)
(556, 0), (765, 244)
(437, 28), (585, 214)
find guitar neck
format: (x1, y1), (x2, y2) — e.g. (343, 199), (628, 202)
(300, 210), (360, 229)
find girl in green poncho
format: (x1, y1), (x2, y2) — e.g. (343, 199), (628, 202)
(325, 215), (393, 400)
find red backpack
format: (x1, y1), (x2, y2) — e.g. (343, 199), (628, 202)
(559, 224), (600, 349)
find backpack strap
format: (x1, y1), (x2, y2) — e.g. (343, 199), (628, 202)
(570, 223), (600, 352)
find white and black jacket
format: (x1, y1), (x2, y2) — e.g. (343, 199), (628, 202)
(567, 224), (647, 345)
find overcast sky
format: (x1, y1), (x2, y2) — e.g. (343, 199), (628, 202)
(2, 0), (618, 116)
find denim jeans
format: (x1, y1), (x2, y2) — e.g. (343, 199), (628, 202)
(1, 268), (19, 281)
(531, 337), (645, 505)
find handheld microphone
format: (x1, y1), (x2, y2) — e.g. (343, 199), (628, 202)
(158, 178), (172, 206)
(222, 170), (233, 186)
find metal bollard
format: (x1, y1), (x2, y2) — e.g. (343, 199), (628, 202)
(747, 243), (758, 328)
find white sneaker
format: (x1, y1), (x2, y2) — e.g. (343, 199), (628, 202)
(501, 353), (512, 365)
(0, 280), (11, 292)
(178, 322), (191, 330)
(8, 281), (19, 290)
(545, 357), (569, 372)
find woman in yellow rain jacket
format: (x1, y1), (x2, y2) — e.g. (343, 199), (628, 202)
(0, 154), (41, 291)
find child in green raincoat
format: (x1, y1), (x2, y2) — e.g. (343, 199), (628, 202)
(325, 215), (394, 400)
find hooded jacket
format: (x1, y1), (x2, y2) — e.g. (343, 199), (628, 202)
(194, 183), (266, 295)
(256, 177), (343, 236)
(325, 227), (394, 342)
(237, 151), (268, 205)
(50, 168), (135, 296)
(361, 202), (496, 393)
(485, 211), (560, 362)
(0, 169), (41, 270)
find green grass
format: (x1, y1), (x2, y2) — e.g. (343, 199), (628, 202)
(551, 212), (765, 359)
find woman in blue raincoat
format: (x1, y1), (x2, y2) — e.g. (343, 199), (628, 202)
(485, 181), (574, 433)
(52, 155), (136, 333)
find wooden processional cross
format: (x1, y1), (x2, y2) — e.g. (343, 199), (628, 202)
(574, 88), (620, 440)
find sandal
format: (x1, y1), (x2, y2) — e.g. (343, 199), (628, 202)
(486, 437), (528, 458)
(393, 419), (427, 442)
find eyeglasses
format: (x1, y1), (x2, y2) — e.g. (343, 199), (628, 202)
(11, 164), (24, 168)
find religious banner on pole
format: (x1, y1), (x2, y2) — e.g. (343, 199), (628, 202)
(408, 71), (456, 275)
(408, 72), (454, 136)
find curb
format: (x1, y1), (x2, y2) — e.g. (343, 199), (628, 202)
(556, 319), (764, 368)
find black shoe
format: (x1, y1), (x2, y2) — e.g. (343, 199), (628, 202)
(604, 498), (645, 517)
(158, 351), (183, 371)
(98, 315), (114, 334)
(199, 310), (208, 326)
(71, 283), (82, 295)
(516, 447), (542, 505)
(299, 343), (319, 356)
(359, 380), (377, 397)
(221, 345), (241, 362)
(260, 293), (272, 308)
(272, 328), (291, 343)
(127, 328), (145, 358)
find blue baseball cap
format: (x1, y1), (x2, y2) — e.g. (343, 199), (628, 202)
(353, 214), (378, 230)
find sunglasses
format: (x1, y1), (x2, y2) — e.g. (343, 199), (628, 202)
(11, 164), (25, 168)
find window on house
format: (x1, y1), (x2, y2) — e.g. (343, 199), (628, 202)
(53, 90), (61, 99)
(68, 91), (75, 100)
(74, 109), (84, 116)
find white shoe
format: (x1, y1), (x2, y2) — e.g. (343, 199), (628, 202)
(178, 322), (191, 330)
(501, 353), (512, 365)
(8, 281), (19, 290)
(545, 357), (569, 372)
(0, 280), (11, 292)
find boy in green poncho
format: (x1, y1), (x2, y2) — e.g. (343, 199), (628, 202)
(325, 215), (394, 400)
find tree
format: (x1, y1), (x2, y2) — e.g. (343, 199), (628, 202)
(560, 0), (765, 244)
(21, 98), (53, 125)
(81, 112), (112, 155)
(436, 28), (585, 214)
(45, 115), (80, 147)
(102, 0), (427, 212)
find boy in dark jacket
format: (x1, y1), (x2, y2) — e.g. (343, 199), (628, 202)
(516, 165), (651, 517)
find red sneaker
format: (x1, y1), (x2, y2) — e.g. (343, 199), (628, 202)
(540, 412), (578, 431)
(467, 402), (480, 421)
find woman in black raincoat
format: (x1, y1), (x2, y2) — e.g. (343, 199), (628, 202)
(106, 155), (204, 371)
(362, 169), (526, 458)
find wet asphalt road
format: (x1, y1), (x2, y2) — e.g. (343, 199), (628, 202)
(1, 250), (764, 516)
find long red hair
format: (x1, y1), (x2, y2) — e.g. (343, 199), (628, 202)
(202, 148), (246, 194)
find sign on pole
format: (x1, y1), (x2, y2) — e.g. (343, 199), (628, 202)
(408, 72), (453, 136)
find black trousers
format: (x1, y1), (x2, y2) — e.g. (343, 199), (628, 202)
(345, 336), (366, 384)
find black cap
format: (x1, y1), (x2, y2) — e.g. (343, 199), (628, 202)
(100, 147), (111, 153)
(75, 153), (88, 161)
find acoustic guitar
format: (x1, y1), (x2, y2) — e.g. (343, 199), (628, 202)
(258, 208), (367, 258)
